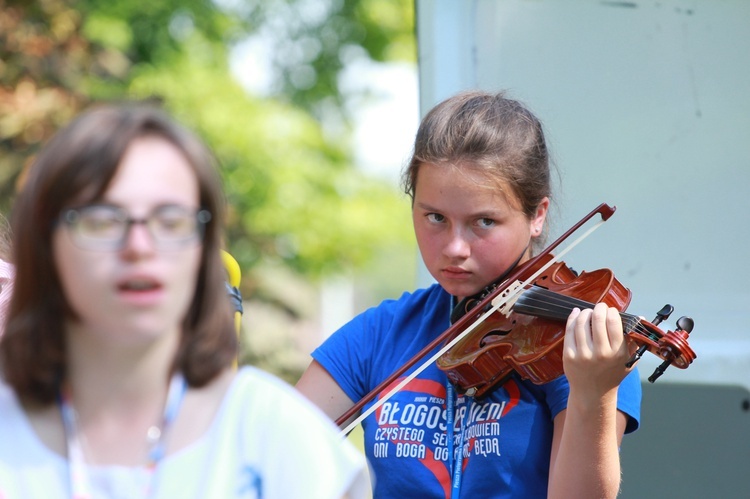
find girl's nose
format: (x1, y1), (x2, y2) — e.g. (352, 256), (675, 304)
(120, 221), (157, 256)
(444, 229), (471, 259)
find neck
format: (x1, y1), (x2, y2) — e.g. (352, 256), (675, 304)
(61, 322), (182, 465)
(66, 321), (179, 394)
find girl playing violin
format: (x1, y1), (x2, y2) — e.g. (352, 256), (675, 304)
(296, 90), (642, 498)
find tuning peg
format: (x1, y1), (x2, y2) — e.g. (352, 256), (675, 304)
(626, 305), (674, 368)
(648, 359), (671, 383)
(676, 316), (694, 334)
(652, 304), (674, 326)
(626, 350), (644, 368)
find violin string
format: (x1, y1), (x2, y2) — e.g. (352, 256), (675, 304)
(513, 286), (592, 320)
(514, 286), (649, 335)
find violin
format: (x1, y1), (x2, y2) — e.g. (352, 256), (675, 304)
(335, 203), (696, 429)
(437, 252), (696, 398)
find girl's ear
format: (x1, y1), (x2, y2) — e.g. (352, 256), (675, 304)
(531, 197), (550, 236)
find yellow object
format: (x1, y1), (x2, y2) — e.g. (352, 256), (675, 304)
(221, 250), (242, 289)
(221, 251), (243, 362)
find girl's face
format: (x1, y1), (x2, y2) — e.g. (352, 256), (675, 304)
(412, 163), (548, 300)
(53, 136), (203, 346)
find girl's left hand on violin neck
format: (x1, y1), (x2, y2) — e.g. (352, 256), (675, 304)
(563, 303), (638, 397)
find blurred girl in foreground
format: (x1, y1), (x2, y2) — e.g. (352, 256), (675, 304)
(0, 103), (367, 498)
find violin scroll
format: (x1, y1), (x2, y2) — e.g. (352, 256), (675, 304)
(625, 304), (674, 368)
(647, 316), (695, 382)
(625, 306), (697, 383)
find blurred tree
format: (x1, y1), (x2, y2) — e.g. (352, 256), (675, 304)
(230, 0), (415, 116)
(0, 0), (87, 202)
(0, 0), (417, 377)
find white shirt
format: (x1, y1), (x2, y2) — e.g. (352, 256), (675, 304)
(0, 366), (369, 498)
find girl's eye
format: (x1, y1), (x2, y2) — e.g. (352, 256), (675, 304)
(426, 213), (445, 223)
(477, 218), (495, 228)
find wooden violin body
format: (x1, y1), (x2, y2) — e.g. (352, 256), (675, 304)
(437, 253), (697, 397)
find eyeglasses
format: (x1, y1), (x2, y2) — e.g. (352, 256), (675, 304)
(59, 204), (212, 251)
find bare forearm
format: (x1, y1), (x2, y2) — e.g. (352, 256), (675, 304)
(548, 390), (622, 499)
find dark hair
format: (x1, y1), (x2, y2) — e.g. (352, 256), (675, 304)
(403, 90), (552, 240)
(1, 103), (238, 405)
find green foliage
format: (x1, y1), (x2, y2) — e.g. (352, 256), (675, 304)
(0, 0), (417, 289)
(128, 50), (414, 279)
(230, 0), (416, 118)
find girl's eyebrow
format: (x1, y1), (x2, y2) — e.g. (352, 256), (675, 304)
(414, 202), (508, 221)
(413, 201), (439, 211)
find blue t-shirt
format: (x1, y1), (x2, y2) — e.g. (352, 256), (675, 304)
(313, 284), (641, 499)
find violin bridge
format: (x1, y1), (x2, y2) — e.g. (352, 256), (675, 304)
(492, 280), (525, 317)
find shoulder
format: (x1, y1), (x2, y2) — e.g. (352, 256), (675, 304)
(228, 366), (330, 417)
(313, 284), (450, 360)
(227, 366), (361, 445)
(224, 367), (369, 493)
(232, 366), (332, 411)
(232, 365), (296, 393)
(175, 367), (338, 454)
(379, 284), (449, 313)
(201, 366), (344, 445)
(162, 368), (367, 499)
(344, 283), (450, 330)
(0, 377), (66, 459)
(232, 365), (359, 417)
(174, 369), (236, 451)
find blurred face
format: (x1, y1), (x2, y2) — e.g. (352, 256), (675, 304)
(53, 136), (203, 345)
(412, 163), (548, 300)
